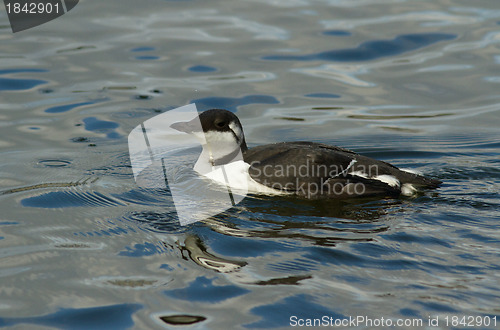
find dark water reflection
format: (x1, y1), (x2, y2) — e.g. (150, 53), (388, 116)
(263, 33), (457, 62)
(0, 304), (142, 329)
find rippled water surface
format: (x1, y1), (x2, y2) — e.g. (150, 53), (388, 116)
(1, 0), (500, 328)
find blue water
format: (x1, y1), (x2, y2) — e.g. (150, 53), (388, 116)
(262, 33), (456, 61)
(1, 0), (500, 328)
(0, 304), (142, 329)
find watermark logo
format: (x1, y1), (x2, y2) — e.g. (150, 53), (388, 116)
(128, 104), (247, 226)
(3, 0), (79, 33)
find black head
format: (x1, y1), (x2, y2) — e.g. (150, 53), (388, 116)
(198, 109), (241, 133)
(170, 109), (248, 151)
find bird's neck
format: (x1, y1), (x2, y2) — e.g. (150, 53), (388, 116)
(194, 144), (245, 174)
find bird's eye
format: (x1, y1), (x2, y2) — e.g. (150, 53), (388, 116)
(215, 121), (226, 128)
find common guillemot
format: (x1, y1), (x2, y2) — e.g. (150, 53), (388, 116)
(170, 109), (441, 199)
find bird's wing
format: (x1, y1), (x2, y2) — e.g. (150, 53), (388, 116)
(349, 152), (442, 188)
(243, 141), (440, 197)
(244, 142), (361, 193)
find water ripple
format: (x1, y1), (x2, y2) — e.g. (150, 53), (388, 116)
(2, 0), (500, 327)
(192, 95), (279, 112)
(0, 304), (142, 329)
(321, 11), (479, 29)
(263, 33), (456, 61)
(21, 190), (125, 208)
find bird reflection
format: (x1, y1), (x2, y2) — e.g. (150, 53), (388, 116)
(199, 194), (400, 247)
(170, 234), (247, 273)
(130, 188), (412, 279)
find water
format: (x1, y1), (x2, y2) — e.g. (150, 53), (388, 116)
(1, 0), (500, 328)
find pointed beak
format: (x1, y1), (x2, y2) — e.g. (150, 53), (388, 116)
(170, 118), (202, 134)
(170, 121), (190, 133)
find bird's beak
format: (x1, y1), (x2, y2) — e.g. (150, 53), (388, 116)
(170, 121), (190, 133)
(170, 117), (202, 134)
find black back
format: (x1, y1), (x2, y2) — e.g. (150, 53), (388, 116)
(244, 141), (441, 198)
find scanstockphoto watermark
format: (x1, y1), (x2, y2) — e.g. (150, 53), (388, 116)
(248, 159), (380, 198)
(290, 315), (498, 328)
(3, 0), (79, 33)
(290, 315), (423, 328)
(249, 159), (380, 180)
(256, 176), (367, 198)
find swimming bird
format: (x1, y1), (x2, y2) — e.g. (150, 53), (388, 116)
(170, 109), (441, 199)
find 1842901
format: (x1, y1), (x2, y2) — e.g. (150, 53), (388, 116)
(5, 2), (61, 14)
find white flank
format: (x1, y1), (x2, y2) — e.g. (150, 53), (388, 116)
(400, 168), (423, 176)
(401, 183), (418, 196)
(350, 170), (369, 178)
(204, 160), (286, 196)
(373, 175), (401, 188)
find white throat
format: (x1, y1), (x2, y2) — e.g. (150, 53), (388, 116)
(190, 123), (284, 196)
(193, 130), (242, 174)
